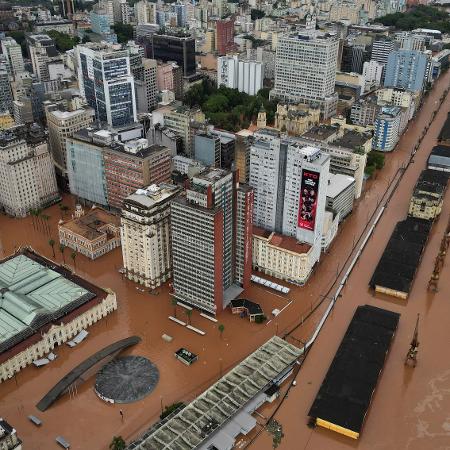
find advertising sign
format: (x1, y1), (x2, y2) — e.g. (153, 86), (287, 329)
(298, 169), (320, 231)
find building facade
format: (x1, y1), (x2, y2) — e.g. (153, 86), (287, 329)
(58, 207), (121, 259)
(121, 184), (181, 288)
(0, 419), (22, 450)
(384, 50), (428, 92)
(77, 43), (137, 127)
(217, 55), (264, 96)
(0, 125), (59, 218)
(372, 106), (401, 152)
(272, 30), (339, 118)
(1, 37), (25, 77)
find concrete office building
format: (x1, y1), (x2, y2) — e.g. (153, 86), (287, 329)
(77, 43), (137, 127)
(215, 17), (235, 55)
(350, 97), (379, 126)
(194, 132), (221, 167)
(0, 125), (59, 218)
(0, 418), (22, 450)
(211, 128), (236, 169)
(272, 30), (339, 118)
(326, 173), (356, 222)
(362, 60), (383, 88)
(121, 184), (181, 288)
(150, 32), (196, 77)
(103, 138), (172, 210)
(235, 132), (252, 183)
(46, 103), (95, 178)
(371, 38), (398, 77)
(384, 50), (428, 92)
(373, 106), (402, 152)
(172, 155), (205, 177)
(27, 34), (61, 81)
(135, 58), (158, 113)
(217, 55), (264, 95)
(171, 168), (253, 314)
(134, 0), (156, 24)
(0, 249), (117, 383)
(0, 70), (13, 114)
(0, 37), (25, 77)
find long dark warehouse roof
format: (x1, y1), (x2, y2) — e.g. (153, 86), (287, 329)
(370, 217), (431, 295)
(308, 305), (400, 439)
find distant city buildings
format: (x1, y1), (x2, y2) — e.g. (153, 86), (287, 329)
(121, 183), (181, 289)
(0, 124), (59, 217)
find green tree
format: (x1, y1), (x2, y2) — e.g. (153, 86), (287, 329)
(218, 323), (225, 339)
(109, 436), (126, 450)
(113, 23), (134, 43)
(59, 244), (66, 264)
(171, 297), (178, 318)
(71, 251), (77, 270)
(48, 239), (55, 257)
(47, 30), (80, 52)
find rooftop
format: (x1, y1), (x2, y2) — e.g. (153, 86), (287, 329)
(124, 184), (181, 210)
(0, 249), (105, 358)
(59, 207), (120, 241)
(128, 336), (302, 450)
(333, 130), (371, 151)
(302, 125), (339, 142)
(327, 173), (356, 199)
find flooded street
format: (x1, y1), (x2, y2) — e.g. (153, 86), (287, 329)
(0, 70), (449, 450)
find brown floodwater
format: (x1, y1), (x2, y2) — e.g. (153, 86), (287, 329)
(250, 71), (450, 450)
(0, 70), (449, 450)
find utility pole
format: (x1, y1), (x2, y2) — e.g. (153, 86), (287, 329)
(405, 314), (420, 367)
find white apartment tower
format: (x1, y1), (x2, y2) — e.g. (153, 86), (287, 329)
(134, 0), (157, 24)
(272, 30), (339, 118)
(217, 55), (264, 96)
(0, 125), (59, 217)
(121, 184), (181, 289)
(1, 37), (25, 77)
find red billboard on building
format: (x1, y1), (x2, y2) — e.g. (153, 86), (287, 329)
(298, 169), (320, 231)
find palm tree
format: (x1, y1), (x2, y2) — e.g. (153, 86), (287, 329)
(60, 204), (69, 218)
(59, 244), (66, 263)
(185, 309), (192, 325)
(109, 436), (126, 450)
(71, 251), (77, 270)
(48, 239), (55, 257)
(171, 298), (178, 318)
(41, 214), (50, 235)
(218, 323), (225, 339)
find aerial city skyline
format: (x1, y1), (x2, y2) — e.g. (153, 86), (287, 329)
(0, 0), (450, 449)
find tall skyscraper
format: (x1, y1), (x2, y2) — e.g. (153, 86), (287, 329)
(384, 50), (428, 92)
(249, 129), (330, 246)
(134, 0), (157, 24)
(0, 69), (13, 113)
(27, 34), (61, 81)
(77, 43), (137, 127)
(175, 3), (187, 27)
(272, 30), (339, 118)
(121, 184), (181, 288)
(171, 168), (253, 314)
(135, 58), (158, 113)
(151, 32), (196, 77)
(0, 37), (25, 77)
(215, 17), (235, 56)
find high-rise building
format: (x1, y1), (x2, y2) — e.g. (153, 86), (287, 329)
(272, 30), (339, 118)
(175, 3), (187, 27)
(0, 69), (13, 113)
(121, 184), (181, 288)
(27, 34), (61, 81)
(113, 0), (130, 24)
(1, 37), (25, 77)
(235, 132), (251, 183)
(217, 55), (264, 96)
(384, 50), (428, 92)
(171, 168), (253, 314)
(215, 17), (235, 56)
(0, 124), (59, 217)
(46, 102), (95, 180)
(135, 58), (158, 113)
(0, 418), (22, 450)
(151, 32), (196, 77)
(249, 129), (331, 245)
(194, 132), (221, 167)
(134, 0), (156, 24)
(362, 60), (383, 88)
(77, 43), (137, 127)
(372, 106), (402, 152)
(103, 138), (172, 210)
(156, 62), (183, 100)
(370, 38), (398, 80)
(90, 4), (118, 43)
